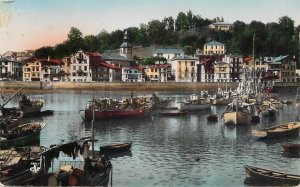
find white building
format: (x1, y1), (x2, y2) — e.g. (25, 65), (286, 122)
(0, 56), (22, 80)
(209, 22), (232, 31)
(153, 48), (183, 63)
(171, 54), (198, 82)
(121, 67), (145, 82)
(70, 50), (101, 82)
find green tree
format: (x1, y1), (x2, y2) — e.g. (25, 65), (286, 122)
(34, 46), (55, 58)
(67, 27), (86, 53)
(175, 12), (188, 31)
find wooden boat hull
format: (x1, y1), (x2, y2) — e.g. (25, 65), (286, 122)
(212, 98), (232, 105)
(84, 109), (147, 121)
(261, 109), (276, 117)
(179, 103), (211, 111)
(0, 122), (45, 149)
(21, 102), (44, 117)
(159, 111), (187, 116)
(223, 111), (251, 125)
(244, 164), (300, 186)
(207, 115), (218, 122)
(252, 122), (300, 139)
(282, 143), (300, 153)
(100, 141), (132, 153)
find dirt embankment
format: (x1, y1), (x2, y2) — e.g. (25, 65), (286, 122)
(0, 81), (238, 94)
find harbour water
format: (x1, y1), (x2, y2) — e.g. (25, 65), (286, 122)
(7, 90), (300, 186)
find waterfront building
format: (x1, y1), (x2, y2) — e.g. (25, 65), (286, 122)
(62, 57), (71, 81)
(268, 55), (296, 83)
(208, 22), (233, 31)
(203, 41), (225, 55)
(70, 50), (100, 82)
(171, 54), (198, 82)
(144, 63), (172, 82)
(198, 58), (215, 82)
(223, 55), (243, 82)
(153, 47), (183, 63)
(121, 67), (145, 82)
(23, 58), (62, 81)
(0, 56), (22, 80)
(214, 61), (231, 82)
(92, 62), (121, 82)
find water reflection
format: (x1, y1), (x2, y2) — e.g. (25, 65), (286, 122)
(3, 91), (300, 186)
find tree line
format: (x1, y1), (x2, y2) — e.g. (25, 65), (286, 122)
(34, 11), (299, 65)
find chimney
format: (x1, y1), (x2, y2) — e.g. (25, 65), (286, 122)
(48, 56), (50, 61)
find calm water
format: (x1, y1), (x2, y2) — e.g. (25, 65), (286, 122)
(5, 89), (300, 186)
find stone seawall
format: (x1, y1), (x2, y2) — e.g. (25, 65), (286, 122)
(0, 81), (238, 93)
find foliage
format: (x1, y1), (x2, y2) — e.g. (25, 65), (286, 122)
(34, 12), (299, 67)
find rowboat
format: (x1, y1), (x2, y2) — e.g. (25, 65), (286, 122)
(159, 111), (187, 116)
(282, 143), (300, 153)
(207, 114), (218, 122)
(244, 164), (300, 186)
(252, 122), (300, 139)
(100, 141), (132, 153)
(0, 122), (45, 149)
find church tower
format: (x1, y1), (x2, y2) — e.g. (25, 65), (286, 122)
(120, 30), (132, 58)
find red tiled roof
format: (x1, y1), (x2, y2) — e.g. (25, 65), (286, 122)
(244, 57), (252, 62)
(98, 62), (120, 70)
(40, 59), (62, 66)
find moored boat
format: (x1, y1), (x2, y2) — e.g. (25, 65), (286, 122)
(100, 140), (132, 153)
(222, 100), (254, 125)
(252, 122), (300, 139)
(207, 114), (218, 122)
(19, 95), (44, 117)
(83, 97), (150, 121)
(0, 122), (45, 149)
(179, 94), (211, 111)
(150, 92), (171, 108)
(282, 143), (300, 153)
(159, 111), (187, 116)
(244, 164), (300, 186)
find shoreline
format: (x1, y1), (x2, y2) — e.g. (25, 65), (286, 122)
(0, 81), (238, 94)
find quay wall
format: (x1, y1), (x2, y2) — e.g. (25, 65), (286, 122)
(0, 81), (238, 93)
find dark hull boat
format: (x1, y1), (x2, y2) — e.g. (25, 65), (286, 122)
(244, 164), (300, 186)
(0, 122), (45, 149)
(100, 141), (132, 153)
(159, 111), (187, 116)
(282, 143), (300, 153)
(84, 109), (147, 120)
(19, 95), (44, 117)
(207, 114), (218, 122)
(252, 122), (300, 139)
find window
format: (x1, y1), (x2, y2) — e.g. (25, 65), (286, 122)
(72, 73), (76, 76)
(73, 66), (76, 70)
(84, 66), (87, 71)
(185, 61), (187, 66)
(179, 61), (181, 66)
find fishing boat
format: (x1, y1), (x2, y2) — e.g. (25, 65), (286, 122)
(100, 140), (132, 153)
(222, 100), (254, 125)
(179, 94), (211, 111)
(19, 95), (44, 117)
(150, 92), (171, 109)
(83, 97), (150, 121)
(244, 164), (300, 186)
(282, 143), (300, 153)
(1, 138), (112, 186)
(252, 122), (300, 139)
(207, 114), (218, 122)
(0, 122), (45, 149)
(159, 111), (187, 117)
(258, 101), (276, 117)
(212, 91), (233, 105)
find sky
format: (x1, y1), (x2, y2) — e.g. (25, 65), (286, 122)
(0, 0), (299, 54)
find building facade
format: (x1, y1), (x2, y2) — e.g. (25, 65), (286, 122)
(153, 48), (183, 63)
(171, 55), (198, 82)
(203, 41), (225, 55)
(121, 67), (145, 82)
(208, 22), (232, 31)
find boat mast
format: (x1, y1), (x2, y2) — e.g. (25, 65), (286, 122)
(91, 94), (95, 159)
(252, 34), (256, 94)
(0, 88), (23, 110)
